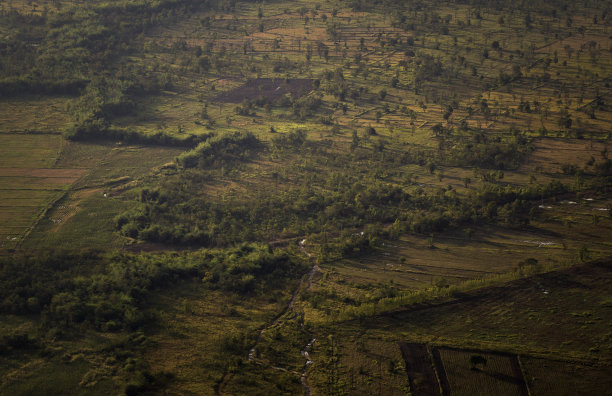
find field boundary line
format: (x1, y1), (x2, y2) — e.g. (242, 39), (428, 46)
(516, 355), (532, 396)
(430, 346), (450, 396)
(15, 190), (68, 250)
(0, 130), (62, 135)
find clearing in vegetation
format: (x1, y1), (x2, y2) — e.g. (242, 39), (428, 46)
(213, 78), (314, 103)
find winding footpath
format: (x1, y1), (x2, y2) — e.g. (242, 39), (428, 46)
(246, 239), (320, 395)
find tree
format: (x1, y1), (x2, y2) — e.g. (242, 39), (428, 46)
(469, 354), (487, 370)
(443, 105), (453, 120)
(432, 123), (445, 137)
(305, 44), (313, 61)
(579, 245), (590, 262)
(559, 109), (573, 130)
(465, 228), (473, 240)
(351, 130), (359, 150)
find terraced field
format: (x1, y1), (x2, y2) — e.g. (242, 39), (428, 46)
(0, 134), (84, 249)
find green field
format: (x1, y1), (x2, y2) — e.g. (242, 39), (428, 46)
(0, 134), (81, 249)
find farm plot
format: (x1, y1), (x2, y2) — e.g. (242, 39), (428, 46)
(331, 225), (580, 291)
(521, 357), (612, 396)
(398, 342), (440, 396)
(213, 78), (314, 103)
(0, 97), (72, 133)
(111, 91), (216, 138)
(529, 196), (612, 257)
(0, 134), (85, 250)
(374, 258), (612, 359)
(0, 134), (61, 168)
(23, 142), (185, 251)
(433, 347), (528, 396)
(309, 336), (408, 396)
(523, 138), (610, 175)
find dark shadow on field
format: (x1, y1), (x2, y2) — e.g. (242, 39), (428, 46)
(480, 369), (525, 386)
(431, 346), (529, 396)
(213, 78), (313, 103)
(399, 342), (441, 396)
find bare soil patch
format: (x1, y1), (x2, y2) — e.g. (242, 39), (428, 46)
(213, 78), (313, 103)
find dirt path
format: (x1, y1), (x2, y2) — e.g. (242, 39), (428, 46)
(244, 239), (319, 395)
(297, 239), (319, 395)
(300, 337), (316, 395)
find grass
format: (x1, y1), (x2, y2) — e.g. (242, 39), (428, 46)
(1, 0), (611, 394)
(0, 134), (78, 249)
(308, 336), (409, 396)
(522, 356), (612, 395)
(303, 257), (612, 395)
(437, 348), (525, 396)
(0, 356), (119, 396)
(0, 134), (62, 168)
(23, 192), (130, 251)
(294, 203), (612, 326)
(0, 97), (72, 133)
(142, 279), (300, 395)
(344, 258), (612, 358)
(7, 139), (184, 251)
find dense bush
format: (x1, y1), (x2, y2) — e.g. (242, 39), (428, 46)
(64, 121), (208, 147)
(271, 129), (307, 151)
(448, 138), (531, 170)
(0, 0), (217, 97)
(176, 131), (261, 168)
(116, 173), (416, 247)
(0, 77), (87, 96)
(292, 95), (323, 119)
(0, 246), (303, 332)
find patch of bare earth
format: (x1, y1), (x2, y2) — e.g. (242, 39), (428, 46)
(213, 78), (313, 103)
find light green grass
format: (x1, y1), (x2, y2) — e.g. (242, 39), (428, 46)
(0, 134), (61, 168)
(24, 194), (130, 251)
